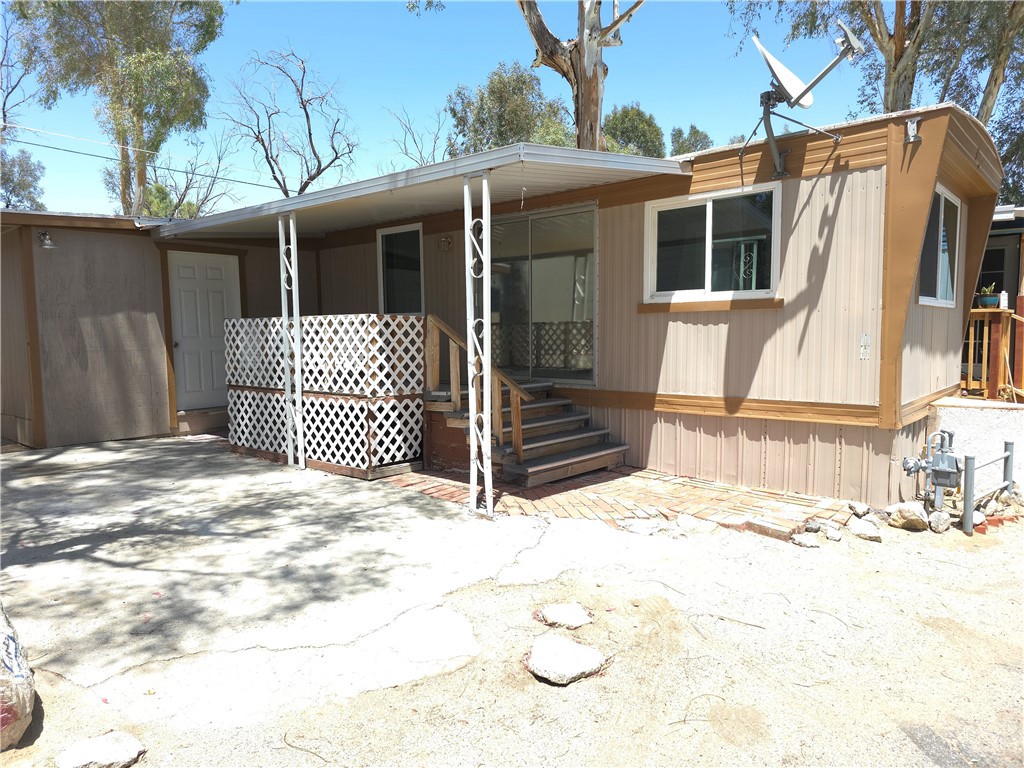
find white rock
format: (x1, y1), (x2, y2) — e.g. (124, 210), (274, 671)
(0, 603), (35, 751)
(973, 509), (986, 526)
(56, 731), (146, 768)
(885, 501), (929, 531)
(539, 603), (593, 630)
(526, 633), (607, 685)
(825, 527), (843, 542)
(819, 518), (841, 530)
(928, 510), (951, 534)
(862, 512), (887, 529)
(848, 516), (882, 542)
(804, 518), (821, 533)
(847, 500), (870, 517)
(791, 533), (820, 548)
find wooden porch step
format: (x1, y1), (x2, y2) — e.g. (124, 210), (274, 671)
(445, 397), (572, 429)
(500, 412), (590, 440)
(495, 427), (611, 461)
(502, 443), (630, 488)
(424, 380), (554, 402)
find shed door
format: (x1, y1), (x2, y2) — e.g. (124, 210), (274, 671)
(168, 251), (241, 411)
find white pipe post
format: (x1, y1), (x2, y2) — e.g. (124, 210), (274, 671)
(463, 176), (479, 510)
(278, 214), (295, 465)
(479, 172), (493, 515)
(289, 212), (305, 469)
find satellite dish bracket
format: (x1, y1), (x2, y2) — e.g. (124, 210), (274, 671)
(745, 20), (865, 178)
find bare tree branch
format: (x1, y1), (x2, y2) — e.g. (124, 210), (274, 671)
(386, 106), (449, 168)
(225, 48), (357, 197)
(599, 0), (644, 45)
(1, 8), (40, 135)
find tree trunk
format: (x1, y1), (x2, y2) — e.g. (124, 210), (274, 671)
(976, 1), (1024, 125)
(570, 0), (607, 151)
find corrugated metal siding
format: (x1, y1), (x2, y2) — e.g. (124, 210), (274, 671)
(319, 243), (377, 314)
(598, 166), (885, 405)
(0, 229), (32, 443)
(900, 203), (968, 405)
(589, 406), (924, 506)
(244, 247), (319, 316)
(423, 232), (466, 327)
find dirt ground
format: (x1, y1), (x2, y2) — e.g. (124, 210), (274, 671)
(273, 523), (1024, 768)
(3, 439), (1023, 767)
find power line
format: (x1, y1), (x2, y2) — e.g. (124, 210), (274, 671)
(3, 136), (281, 192)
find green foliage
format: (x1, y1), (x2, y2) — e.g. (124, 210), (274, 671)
(670, 124), (714, 155)
(602, 103), (665, 158)
(445, 61), (571, 156)
(15, 0), (224, 213)
(0, 144), (45, 209)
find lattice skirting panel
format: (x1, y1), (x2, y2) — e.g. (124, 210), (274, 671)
(229, 387), (423, 475)
(491, 321), (594, 370)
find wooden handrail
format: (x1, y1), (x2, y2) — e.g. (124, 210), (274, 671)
(424, 314), (534, 450)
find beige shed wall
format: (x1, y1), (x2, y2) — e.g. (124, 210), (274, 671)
(597, 167), (885, 405)
(33, 229), (170, 446)
(588, 406), (923, 507)
(1, 229), (33, 444)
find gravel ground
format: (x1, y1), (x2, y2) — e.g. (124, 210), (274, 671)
(2, 439), (1022, 767)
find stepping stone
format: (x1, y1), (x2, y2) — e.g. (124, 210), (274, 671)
(56, 731), (146, 768)
(526, 633), (607, 685)
(538, 602), (592, 630)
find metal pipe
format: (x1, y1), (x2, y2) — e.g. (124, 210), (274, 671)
(1004, 441), (1014, 492)
(973, 451), (1010, 471)
(963, 455), (975, 535)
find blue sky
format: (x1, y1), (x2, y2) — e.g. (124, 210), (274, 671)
(9, 1), (874, 215)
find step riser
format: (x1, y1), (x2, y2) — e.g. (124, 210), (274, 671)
(510, 434), (609, 463)
(498, 416), (590, 442)
(520, 453), (626, 488)
(506, 403), (571, 421)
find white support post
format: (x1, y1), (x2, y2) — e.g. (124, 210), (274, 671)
(463, 173), (494, 517)
(278, 211), (305, 469)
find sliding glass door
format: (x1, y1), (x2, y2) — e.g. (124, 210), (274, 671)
(491, 207), (596, 383)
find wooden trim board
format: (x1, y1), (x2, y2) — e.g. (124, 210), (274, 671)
(637, 298), (784, 314)
(18, 227), (47, 447)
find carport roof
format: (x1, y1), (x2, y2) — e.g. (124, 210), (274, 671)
(156, 143), (691, 240)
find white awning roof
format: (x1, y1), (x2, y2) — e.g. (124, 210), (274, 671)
(156, 143), (691, 240)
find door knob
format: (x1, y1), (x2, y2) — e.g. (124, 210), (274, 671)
(173, 341), (179, 348)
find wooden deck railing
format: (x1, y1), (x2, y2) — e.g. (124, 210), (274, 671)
(963, 296), (1024, 401)
(424, 314), (533, 457)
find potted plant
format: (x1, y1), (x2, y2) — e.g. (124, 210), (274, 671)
(977, 283), (1000, 307)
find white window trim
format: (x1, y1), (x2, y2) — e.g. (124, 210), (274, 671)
(377, 222), (424, 314)
(643, 181), (782, 304)
(917, 183), (962, 309)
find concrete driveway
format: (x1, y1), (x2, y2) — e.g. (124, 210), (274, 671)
(2, 436), (1022, 767)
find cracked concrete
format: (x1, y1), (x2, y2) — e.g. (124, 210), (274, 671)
(3, 436), (1023, 767)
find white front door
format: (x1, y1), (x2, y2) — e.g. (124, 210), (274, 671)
(168, 251), (241, 411)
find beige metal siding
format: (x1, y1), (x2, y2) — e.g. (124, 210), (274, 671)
(243, 247), (318, 316)
(598, 167), (885, 405)
(320, 243), (378, 314)
(423, 232), (466, 328)
(1, 229), (33, 444)
(33, 230), (170, 446)
(900, 202), (969, 405)
(589, 406), (923, 506)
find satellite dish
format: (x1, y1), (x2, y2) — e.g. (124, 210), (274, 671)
(741, 21), (865, 178)
(752, 36), (813, 109)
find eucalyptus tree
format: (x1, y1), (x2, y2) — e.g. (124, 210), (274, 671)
(670, 124), (713, 155)
(411, 0), (645, 151)
(602, 102), (665, 157)
(16, 0), (224, 215)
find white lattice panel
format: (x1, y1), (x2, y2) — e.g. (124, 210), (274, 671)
(225, 318), (286, 389)
(303, 395), (371, 469)
(302, 314), (424, 397)
(228, 388), (289, 454)
(370, 398), (424, 466)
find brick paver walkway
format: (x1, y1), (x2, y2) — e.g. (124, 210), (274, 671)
(385, 466), (852, 540)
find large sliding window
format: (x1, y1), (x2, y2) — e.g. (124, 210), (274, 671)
(491, 207), (596, 383)
(918, 185), (960, 307)
(644, 182), (780, 304)
(378, 224), (423, 313)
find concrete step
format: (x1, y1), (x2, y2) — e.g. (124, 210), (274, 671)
(502, 443), (629, 488)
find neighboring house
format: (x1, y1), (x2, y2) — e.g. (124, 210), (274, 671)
(0, 103), (1003, 506)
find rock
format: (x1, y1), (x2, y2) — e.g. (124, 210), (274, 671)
(819, 517), (841, 530)
(885, 501), (929, 531)
(848, 516), (882, 542)
(870, 506), (892, 523)
(0, 602), (35, 751)
(928, 510), (951, 534)
(539, 603), (593, 630)
(791, 533), (820, 548)
(847, 500), (871, 517)
(56, 731), (146, 768)
(526, 633), (607, 686)
(972, 509), (986, 527)
(804, 519), (821, 533)
(862, 513), (887, 529)
(825, 526), (843, 542)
